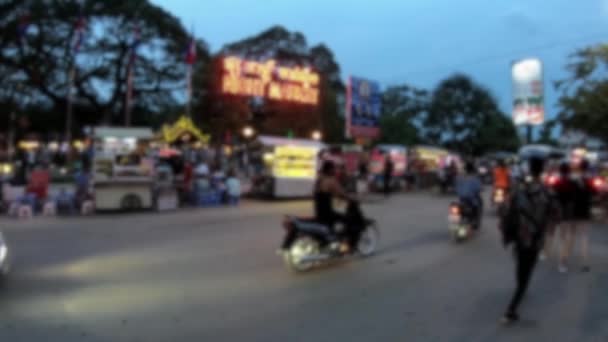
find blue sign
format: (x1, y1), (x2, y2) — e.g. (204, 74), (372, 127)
(347, 76), (382, 138)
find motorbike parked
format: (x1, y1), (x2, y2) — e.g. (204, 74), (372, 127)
(447, 200), (480, 243)
(279, 200), (379, 272)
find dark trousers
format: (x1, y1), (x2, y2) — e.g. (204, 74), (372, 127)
(507, 244), (539, 315)
(384, 175), (391, 196)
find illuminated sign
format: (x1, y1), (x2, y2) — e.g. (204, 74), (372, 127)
(272, 145), (318, 179)
(512, 58), (544, 126)
(221, 56), (320, 105)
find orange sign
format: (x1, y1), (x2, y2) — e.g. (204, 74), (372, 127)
(221, 56), (320, 105)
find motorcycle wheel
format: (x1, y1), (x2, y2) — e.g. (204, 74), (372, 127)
(357, 224), (379, 256)
(285, 237), (319, 273)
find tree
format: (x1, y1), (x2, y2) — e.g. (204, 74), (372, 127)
(0, 0), (209, 134)
(555, 44), (608, 142)
(425, 74), (519, 155)
(379, 84), (428, 146)
(198, 26), (345, 142)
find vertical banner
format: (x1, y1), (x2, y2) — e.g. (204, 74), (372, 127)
(346, 76), (382, 139)
(512, 58), (544, 126)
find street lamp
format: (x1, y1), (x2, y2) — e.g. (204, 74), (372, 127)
(311, 130), (322, 141)
(242, 126), (255, 139)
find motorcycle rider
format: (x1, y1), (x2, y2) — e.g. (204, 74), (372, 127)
(314, 160), (358, 251)
(493, 159), (511, 193)
(492, 159), (511, 208)
(455, 161), (483, 231)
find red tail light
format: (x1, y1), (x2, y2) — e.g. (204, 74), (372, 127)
(593, 177), (604, 189)
(547, 175), (559, 186)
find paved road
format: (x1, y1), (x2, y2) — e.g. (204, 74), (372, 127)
(0, 192), (607, 341)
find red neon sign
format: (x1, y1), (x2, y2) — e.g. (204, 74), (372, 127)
(221, 56), (319, 105)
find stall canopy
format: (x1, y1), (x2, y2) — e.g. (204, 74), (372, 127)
(94, 126), (154, 139)
(160, 116), (210, 144)
(257, 135), (325, 149)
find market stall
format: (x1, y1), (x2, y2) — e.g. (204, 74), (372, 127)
(368, 144), (407, 191)
(250, 135), (325, 198)
(92, 127), (155, 211)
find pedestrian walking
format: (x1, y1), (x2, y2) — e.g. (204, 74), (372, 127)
(383, 154), (394, 197)
(500, 156), (553, 324)
(556, 160), (593, 273)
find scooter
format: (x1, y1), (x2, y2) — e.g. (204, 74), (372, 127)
(448, 200), (479, 243)
(279, 200), (379, 272)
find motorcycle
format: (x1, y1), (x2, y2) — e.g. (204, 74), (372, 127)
(279, 200), (379, 272)
(491, 187), (508, 216)
(448, 200), (479, 243)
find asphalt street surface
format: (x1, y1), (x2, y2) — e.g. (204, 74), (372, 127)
(1, 191), (608, 341)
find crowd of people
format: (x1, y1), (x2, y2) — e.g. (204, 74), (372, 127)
(311, 152), (601, 325)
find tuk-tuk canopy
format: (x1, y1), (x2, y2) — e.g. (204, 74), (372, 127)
(160, 116), (210, 144)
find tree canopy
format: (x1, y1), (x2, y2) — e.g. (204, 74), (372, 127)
(555, 44), (608, 142)
(0, 0), (209, 136)
(424, 74), (519, 155)
(379, 85), (428, 146)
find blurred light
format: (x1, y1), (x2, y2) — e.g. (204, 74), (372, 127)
(0, 164), (12, 175)
(0, 245), (6, 263)
(263, 152), (274, 162)
(72, 140), (84, 150)
(458, 228), (467, 238)
(311, 130), (322, 141)
(593, 177), (603, 189)
(450, 205), (460, 216)
(48, 142), (59, 151)
(242, 126), (255, 138)
(18, 140), (39, 150)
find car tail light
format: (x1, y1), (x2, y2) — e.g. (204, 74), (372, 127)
(593, 177), (604, 189)
(547, 175), (559, 186)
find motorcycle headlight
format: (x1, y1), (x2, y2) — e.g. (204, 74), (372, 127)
(458, 228), (467, 237)
(0, 244), (6, 263)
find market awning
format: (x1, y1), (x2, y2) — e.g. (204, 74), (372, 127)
(160, 116), (210, 144)
(257, 135), (325, 148)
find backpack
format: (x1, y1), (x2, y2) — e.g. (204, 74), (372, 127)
(501, 180), (553, 248)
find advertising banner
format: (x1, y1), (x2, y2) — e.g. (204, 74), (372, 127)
(346, 76), (382, 139)
(512, 58), (544, 126)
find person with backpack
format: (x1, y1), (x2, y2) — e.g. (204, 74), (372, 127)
(500, 156), (553, 324)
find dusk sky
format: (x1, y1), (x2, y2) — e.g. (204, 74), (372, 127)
(153, 0), (608, 120)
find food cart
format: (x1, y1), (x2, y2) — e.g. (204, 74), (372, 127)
(92, 127), (155, 211)
(250, 135), (325, 198)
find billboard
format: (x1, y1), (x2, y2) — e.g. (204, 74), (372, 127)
(346, 76), (382, 139)
(512, 58), (544, 126)
(221, 56), (319, 105)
